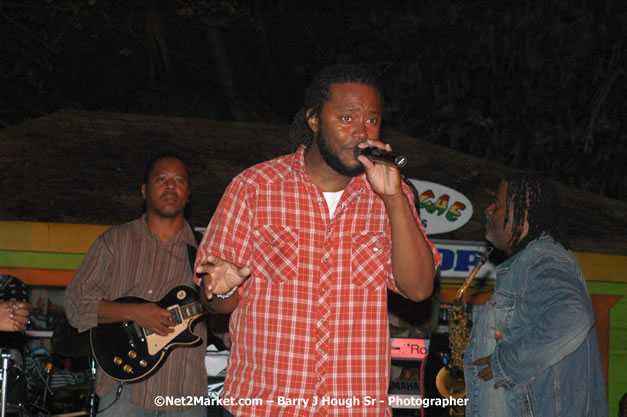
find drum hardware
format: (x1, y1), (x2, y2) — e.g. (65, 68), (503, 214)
(41, 363), (53, 410)
(1, 350), (10, 417)
(0, 351), (30, 417)
(49, 317), (97, 416)
(2, 337), (93, 417)
(29, 358), (54, 407)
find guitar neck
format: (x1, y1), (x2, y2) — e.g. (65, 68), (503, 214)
(179, 301), (204, 320)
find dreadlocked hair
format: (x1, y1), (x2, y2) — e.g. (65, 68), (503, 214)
(289, 64), (380, 150)
(504, 172), (569, 254)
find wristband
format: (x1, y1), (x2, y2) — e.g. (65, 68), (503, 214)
(214, 286), (238, 299)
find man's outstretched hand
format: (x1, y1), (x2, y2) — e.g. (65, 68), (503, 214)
(196, 255), (250, 300)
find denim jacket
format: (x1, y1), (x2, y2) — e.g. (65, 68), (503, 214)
(464, 236), (608, 417)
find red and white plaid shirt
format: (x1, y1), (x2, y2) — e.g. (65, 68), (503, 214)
(196, 146), (441, 416)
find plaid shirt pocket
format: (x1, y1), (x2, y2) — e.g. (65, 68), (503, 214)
(351, 232), (391, 290)
(252, 225), (299, 285)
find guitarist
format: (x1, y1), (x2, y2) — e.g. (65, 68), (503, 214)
(64, 154), (207, 417)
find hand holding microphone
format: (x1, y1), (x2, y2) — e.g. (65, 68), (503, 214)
(354, 144), (407, 168)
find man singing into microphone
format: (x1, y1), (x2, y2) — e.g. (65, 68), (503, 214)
(195, 64), (441, 417)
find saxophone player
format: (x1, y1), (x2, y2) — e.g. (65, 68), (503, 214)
(464, 173), (607, 417)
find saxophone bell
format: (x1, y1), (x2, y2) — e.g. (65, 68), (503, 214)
(436, 365), (467, 399)
(435, 353), (466, 399)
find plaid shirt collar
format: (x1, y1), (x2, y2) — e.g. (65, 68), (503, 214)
(290, 144), (370, 195)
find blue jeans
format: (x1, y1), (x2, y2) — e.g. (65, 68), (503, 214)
(98, 383), (206, 417)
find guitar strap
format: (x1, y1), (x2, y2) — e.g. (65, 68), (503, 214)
(187, 244), (197, 275)
(186, 227), (204, 278)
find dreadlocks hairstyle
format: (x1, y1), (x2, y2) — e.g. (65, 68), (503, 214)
(504, 172), (569, 254)
(289, 64), (381, 150)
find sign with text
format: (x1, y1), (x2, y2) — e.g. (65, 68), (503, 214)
(390, 338), (430, 360)
(408, 179), (473, 235)
(432, 240), (496, 280)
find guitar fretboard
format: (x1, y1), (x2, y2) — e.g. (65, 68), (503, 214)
(180, 302), (203, 320)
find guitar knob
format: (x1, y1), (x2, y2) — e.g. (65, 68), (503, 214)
(113, 357), (123, 365)
(139, 360), (148, 367)
(123, 365), (133, 373)
(128, 350), (137, 359)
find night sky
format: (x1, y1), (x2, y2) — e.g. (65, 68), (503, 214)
(1, 1), (625, 201)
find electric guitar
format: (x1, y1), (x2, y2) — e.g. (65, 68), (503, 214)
(90, 285), (208, 382)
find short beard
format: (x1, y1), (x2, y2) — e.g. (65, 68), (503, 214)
(316, 123), (364, 177)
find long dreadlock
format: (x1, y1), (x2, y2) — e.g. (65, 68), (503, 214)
(289, 64), (381, 150)
(504, 172), (569, 254)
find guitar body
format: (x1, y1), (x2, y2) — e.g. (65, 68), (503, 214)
(90, 285), (207, 382)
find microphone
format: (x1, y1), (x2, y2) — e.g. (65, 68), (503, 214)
(354, 146), (408, 168)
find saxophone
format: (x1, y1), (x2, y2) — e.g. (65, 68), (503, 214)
(436, 247), (493, 400)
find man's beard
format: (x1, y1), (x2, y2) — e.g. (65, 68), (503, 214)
(317, 125), (364, 177)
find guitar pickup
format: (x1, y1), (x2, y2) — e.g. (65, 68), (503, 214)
(168, 305), (182, 325)
(122, 321), (138, 348)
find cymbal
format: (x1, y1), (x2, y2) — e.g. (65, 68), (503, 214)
(51, 318), (91, 358)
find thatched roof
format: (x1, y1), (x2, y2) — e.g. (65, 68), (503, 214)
(2, 109), (626, 255)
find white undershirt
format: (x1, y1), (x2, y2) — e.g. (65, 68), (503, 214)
(323, 190), (345, 217)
